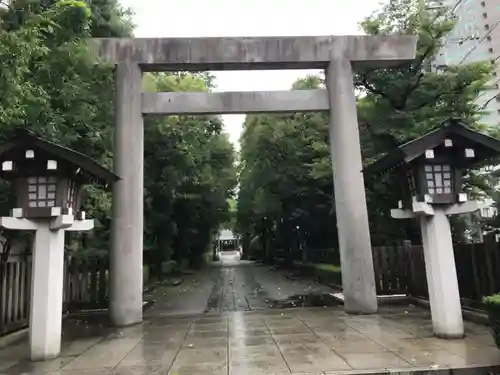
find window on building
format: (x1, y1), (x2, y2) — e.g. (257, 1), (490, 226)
(493, 71), (498, 77)
(481, 0), (486, 6)
(483, 12), (488, 18)
(487, 36), (492, 41)
(496, 95), (500, 102)
(425, 165), (452, 194)
(489, 47), (494, 53)
(485, 24), (490, 30)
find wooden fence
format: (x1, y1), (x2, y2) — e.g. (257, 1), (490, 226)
(4, 240), (500, 336)
(284, 241), (500, 302)
(0, 254), (31, 336)
(407, 239), (500, 308)
(0, 254), (110, 336)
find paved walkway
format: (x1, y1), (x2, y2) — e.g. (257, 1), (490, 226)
(144, 251), (335, 316)
(1, 252), (500, 374)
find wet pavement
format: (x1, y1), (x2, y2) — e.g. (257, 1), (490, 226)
(1, 252), (500, 374)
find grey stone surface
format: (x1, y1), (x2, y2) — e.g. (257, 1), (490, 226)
(2, 303), (499, 374)
(326, 59), (378, 314)
(90, 35), (417, 71)
(109, 62), (144, 327)
(1, 257), (500, 374)
(142, 89), (329, 115)
(420, 209), (463, 338)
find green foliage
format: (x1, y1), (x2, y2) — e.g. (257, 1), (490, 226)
(237, 0), (497, 255)
(143, 72), (237, 268)
(0, 0), (116, 252)
(0, 0), (236, 266)
(484, 294), (500, 305)
(313, 264), (341, 273)
(0, 0), (133, 36)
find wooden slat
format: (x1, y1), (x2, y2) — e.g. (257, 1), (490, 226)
(70, 257), (79, 302)
(81, 259), (90, 302)
(387, 246), (398, 293)
(0, 262), (7, 333)
(372, 247), (382, 294)
(484, 240), (496, 296)
(98, 257), (107, 304)
(18, 260), (26, 319)
(6, 262), (14, 325)
(379, 247), (390, 294)
(90, 258), (98, 305)
(470, 244), (482, 301)
(12, 261), (20, 321)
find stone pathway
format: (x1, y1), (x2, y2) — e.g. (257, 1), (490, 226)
(146, 251), (334, 316)
(1, 252), (500, 374)
(2, 306), (500, 374)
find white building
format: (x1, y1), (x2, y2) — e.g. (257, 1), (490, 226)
(434, 0), (500, 127)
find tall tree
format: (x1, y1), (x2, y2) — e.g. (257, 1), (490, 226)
(0, 0), (237, 266)
(0, 0), (133, 36)
(0, 0), (121, 254)
(237, 0), (496, 258)
(144, 73), (237, 269)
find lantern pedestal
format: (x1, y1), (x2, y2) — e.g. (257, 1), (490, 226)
(391, 201), (489, 339)
(419, 209), (463, 339)
(0, 215), (94, 361)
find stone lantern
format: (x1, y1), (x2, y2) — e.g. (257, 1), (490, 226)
(364, 118), (500, 340)
(0, 129), (119, 361)
(0, 129), (116, 220)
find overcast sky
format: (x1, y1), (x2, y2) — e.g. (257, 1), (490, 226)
(118, 0), (383, 148)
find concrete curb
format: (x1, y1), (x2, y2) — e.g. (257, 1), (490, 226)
(409, 297), (489, 325)
(0, 328), (28, 350)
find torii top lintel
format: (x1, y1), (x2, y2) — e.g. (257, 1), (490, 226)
(90, 35), (418, 72)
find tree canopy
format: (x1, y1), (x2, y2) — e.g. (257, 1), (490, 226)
(0, 0), (237, 268)
(237, 0), (498, 260)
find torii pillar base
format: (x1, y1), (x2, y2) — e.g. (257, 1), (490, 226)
(391, 201), (488, 339)
(0, 215), (94, 361)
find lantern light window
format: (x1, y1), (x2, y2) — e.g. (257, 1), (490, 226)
(444, 139), (453, 147)
(425, 164), (452, 194)
(425, 149), (435, 159)
(25, 150), (34, 158)
(47, 160), (57, 170)
(2, 161), (13, 171)
(465, 148), (475, 158)
(27, 176), (57, 208)
(11, 208), (22, 218)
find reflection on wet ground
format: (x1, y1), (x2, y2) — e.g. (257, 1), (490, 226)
(61, 315), (113, 341)
(2, 306), (500, 374)
(1, 253), (500, 374)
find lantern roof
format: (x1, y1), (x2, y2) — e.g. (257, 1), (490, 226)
(0, 129), (119, 186)
(364, 118), (500, 178)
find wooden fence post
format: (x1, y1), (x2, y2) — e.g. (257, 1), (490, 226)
(402, 240), (412, 296)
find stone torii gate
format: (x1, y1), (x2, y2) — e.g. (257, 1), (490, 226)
(91, 35), (417, 327)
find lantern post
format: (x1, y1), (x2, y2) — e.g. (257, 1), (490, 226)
(0, 129), (118, 361)
(365, 119), (500, 339)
